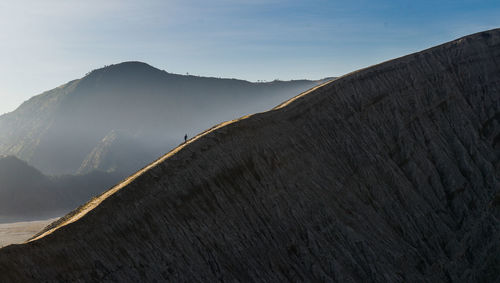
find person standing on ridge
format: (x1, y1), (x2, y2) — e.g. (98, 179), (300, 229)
(184, 134), (188, 143)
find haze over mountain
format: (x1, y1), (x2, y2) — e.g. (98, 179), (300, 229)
(0, 62), (327, 175)
(0, 29), (498, 282)
(0, 156), (120, 223)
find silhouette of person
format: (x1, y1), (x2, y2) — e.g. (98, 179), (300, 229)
(184, 134), (187, 143)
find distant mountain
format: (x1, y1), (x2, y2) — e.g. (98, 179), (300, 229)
(1, 30), (499, 282)
(77, 129), (164, 175)
(0, 63), (328, 175)
(0, 156), (120, 223)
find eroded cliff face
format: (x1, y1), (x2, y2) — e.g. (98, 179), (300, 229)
(0, 29), (499, 282)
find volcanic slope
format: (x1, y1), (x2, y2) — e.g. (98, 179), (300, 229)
(1, 29), (500, 282)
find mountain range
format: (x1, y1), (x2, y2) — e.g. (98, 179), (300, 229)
(0, 29), (498, 281)
(0, 63), (327, 175)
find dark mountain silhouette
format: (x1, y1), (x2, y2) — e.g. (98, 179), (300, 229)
(0, 156), (120, 223)
(0, 64), (327, 175)
(1, 29), (500, 282)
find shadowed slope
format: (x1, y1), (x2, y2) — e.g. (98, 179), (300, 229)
(0, 156), (121, 222)
(0, 29), (500, 282)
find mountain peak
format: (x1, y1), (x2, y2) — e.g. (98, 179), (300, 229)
(84, 61), (165, 79)
(103, 61), (158, 71)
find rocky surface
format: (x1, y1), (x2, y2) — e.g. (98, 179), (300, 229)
(0, 29), (499, 282)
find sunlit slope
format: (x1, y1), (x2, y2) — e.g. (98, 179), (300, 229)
(1, 29), (500, 282)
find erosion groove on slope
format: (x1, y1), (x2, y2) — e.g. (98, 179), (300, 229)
(0, 29), (499, 282)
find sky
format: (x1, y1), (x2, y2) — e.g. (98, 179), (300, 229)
(0, 0), (499, 114)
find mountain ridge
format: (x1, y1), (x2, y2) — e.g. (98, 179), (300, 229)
(31, 27), (500, 245)
(1, 29), (499, 282)
(2, 61), (326, 117)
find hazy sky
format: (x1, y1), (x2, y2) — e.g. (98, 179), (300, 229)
(0, 0), (499, 114)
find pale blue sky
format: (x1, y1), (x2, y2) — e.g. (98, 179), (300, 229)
(0, 0), (499, 114)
